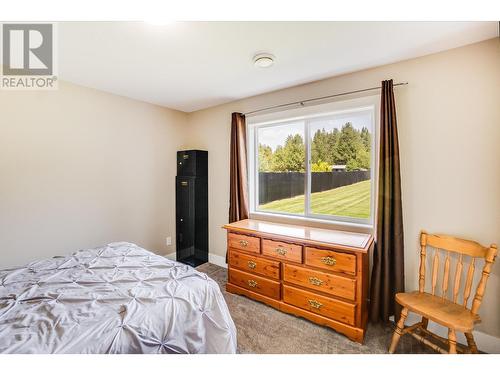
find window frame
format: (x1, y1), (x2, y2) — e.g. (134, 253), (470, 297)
(247, 95), (379, 228)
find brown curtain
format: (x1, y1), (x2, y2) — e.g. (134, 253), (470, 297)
(369, 79), (405, 323)
(229, 112), (249, 223)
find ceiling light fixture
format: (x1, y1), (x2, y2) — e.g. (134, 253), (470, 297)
(144, 19), (174, 26)
(253, 53), (275, 68)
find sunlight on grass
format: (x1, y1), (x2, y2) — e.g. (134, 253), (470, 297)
(259, 180), (371, 219)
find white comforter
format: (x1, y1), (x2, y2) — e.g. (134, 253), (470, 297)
(0, 242), (237, 353)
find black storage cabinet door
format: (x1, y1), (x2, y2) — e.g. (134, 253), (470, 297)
(175, 150), (208, 267)
(177, 150), (208, 177)
(176, 176), (195, 261)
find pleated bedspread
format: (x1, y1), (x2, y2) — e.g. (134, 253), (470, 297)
(0, 242), (236, 353)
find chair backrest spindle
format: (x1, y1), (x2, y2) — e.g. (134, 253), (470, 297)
(463, 258), (475, 307)
(471, 245), (498, 315)
(431, 248), (440, 295)
(453, 254), (463, 303)
(442, 251), (450, 298)
(419, 232), (427, 293)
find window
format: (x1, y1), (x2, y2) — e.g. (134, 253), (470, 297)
(248, 96), (378, 226)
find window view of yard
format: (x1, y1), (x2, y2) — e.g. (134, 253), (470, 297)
(255, 108), (373, 221)
(259, 180), (371, 219)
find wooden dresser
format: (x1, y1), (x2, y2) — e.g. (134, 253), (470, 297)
(223, 219), (373, 343)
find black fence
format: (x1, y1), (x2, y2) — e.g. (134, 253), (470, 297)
(258, 170), (370, 205)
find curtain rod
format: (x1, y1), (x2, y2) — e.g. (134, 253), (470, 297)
(243, 82), (408, 116)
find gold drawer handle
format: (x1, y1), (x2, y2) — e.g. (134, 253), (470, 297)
(308, 276), (323, 286)
(321, 256), (336, 266)
(275, 247), (288, 256)
(248, 279), (258, 288)
(239, 240), (249, 247)
(308, 299), (323, 309)
(247, 260), (257, 269)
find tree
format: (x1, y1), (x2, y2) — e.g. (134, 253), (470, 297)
(271, 134), (305, 172)
(358, 148), (370, 170)
(328, 128), (340, 164)
(334, 122), (363, 167)
(347, 148), (370, 171)
(258, 124), (371, 173)
(360, 126), (371, 152)
(311, 129), (325, 164)
(311, 128), (338, 165)
(311, 160), (332, 172)
(258, 144), (273, 172)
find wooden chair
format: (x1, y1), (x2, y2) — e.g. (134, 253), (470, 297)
(389, 231), (497, 354)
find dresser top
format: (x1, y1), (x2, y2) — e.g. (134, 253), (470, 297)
(223, 219), (373, 252)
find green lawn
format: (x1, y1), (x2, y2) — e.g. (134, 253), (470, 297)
(259, 180), (371, 219)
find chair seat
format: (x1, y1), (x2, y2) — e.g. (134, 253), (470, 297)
(396, 291), (480, 331)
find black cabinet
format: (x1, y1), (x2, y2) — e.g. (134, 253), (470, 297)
(177, 150), (207, 177)
(176, 150), (208, 267)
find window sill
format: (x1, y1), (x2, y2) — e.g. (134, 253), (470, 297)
(249, 211), (374, 235)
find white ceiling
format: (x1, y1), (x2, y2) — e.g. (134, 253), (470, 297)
(58, 22), (498, 112)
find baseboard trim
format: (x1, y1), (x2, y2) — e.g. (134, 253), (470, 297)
(209, 253), (227, 268)
(164, 252), (227, 268)
(391, 312), (500, 354)
(165, 252), (176, 261)
(473, 330), (500, 354)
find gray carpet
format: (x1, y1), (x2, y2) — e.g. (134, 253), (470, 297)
(197, 263), (434, 354)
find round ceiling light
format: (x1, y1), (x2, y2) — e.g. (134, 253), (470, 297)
(253, 53), (275, 68)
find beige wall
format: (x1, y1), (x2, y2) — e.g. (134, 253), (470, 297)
(185, 39), (500, 337)
(0, 81), (188, 267)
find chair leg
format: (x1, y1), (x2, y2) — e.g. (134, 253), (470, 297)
(448, 329), (457, 354)
(389, 307), (408, 353)
(421, 317), (429, 329)
(465, 332), (478, 354)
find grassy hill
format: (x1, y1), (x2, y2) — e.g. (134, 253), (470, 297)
(259, 180), (371, 219)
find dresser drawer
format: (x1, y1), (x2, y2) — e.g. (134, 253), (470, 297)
(228, 232), (260, 254)
(229, 250), (280, 280)
(305, 247), (356, 275)
(283, 285), (356, 325)
(229, 268), (280, 299)
(262, 239), (302, 263)
(283, 263), (356, 300)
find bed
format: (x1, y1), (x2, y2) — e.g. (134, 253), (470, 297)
(0, 242), (237, 353)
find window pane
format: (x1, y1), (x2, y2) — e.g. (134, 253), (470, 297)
(257, 121), (305, 215)
(310, 111), (373, 219)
